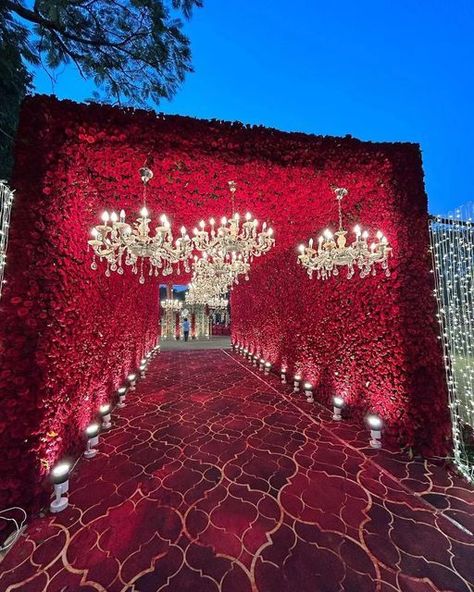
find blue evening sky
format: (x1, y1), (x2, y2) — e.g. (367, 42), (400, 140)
(31, 0), (474, 215)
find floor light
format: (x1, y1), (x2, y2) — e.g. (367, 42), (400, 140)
(100, 404), (112, 430)
(84, 424), (100, 458)
(50, 462), (71, 513)
(293, 375), (301, 393)
(367, 414), (383, 448)
(332, 396), (344, 421)
(304, 382), (314, 402)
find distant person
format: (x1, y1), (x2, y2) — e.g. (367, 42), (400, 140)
(182, 318), (190, 342)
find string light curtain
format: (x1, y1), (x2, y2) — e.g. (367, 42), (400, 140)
(430, 205), (474, 483)
(0, 181), (14, 300)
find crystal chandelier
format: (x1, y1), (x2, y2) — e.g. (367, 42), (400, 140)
(161, 298), (182, 312)
(88, 167), (193, 283)
(188, 271), (229, 299)
(192, 252), (250, 286)
(185, 284), (219, 306)
(298, 187), (392, 280)
(184, 290), (201, 307)
(192, 181), (275, 261)
(207, 296), (229, 310)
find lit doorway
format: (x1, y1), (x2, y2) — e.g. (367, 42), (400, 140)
(159, 284), (231, 349)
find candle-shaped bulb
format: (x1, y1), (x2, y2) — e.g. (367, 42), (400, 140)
(362, 230), (369, 240)
(354, 224), (361, 236)
(91, 228), (98, 238)
(199, 220), (205, 229)
(110, 211), (118, 223)
(221, 216), (227, 226)
(298, 244), (305, 253)
(324, 229), (333, 240)
(140, 206), (149, 218)
(120, 209), (126, 221)
(309, 238), (314, 248)
(101, 211), (110, 223)
(181, 226), (186, 235)
(376, 230), (383, 240)
(245, 212), (252, 221)
(210, 217), (215, 225)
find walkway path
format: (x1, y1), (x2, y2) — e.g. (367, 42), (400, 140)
(0, 350), (473, 592)
(159, 336), (231, 351)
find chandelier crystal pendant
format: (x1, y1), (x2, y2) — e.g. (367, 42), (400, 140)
(88, 167), (193, 283)
(298, 187), (392, 280)
(192, 181), (275, 261)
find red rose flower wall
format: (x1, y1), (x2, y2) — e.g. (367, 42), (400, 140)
(0, 96), (449, 513)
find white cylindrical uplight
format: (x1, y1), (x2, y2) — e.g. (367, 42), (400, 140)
(128, 373), (137, 391)
(332, 396), (344, 421)
(259, 358), (265, 371)
(264, 361), (271, 375)
(280, 368), (287, 383)
(293, 375), (301, 393)
(304, 382), (314, 403)
(117, 386), (128, 408)
(100, 404), (112, 430)
(84, 423), (100, 458)
(367, 414), (383, 448)
(50, 462), (71, 513)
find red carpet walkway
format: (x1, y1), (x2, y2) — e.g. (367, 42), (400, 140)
(1, 350), (473, 592)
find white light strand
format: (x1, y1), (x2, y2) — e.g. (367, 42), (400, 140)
(430, 206), (474, 483)
(0, 181), (14, 300)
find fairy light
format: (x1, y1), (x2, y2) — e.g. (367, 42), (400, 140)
(429, 208), (474, 483)
(0, 181), (14, 300)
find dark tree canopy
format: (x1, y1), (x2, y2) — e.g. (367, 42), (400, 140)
(0, 0), (203, 105)
(0, 21), (32, 178)
(0, 0), (202, 177)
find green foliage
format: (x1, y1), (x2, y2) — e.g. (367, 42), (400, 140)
(1, 0), (202, 105)
(0, 0), (202, 177)
(0, 23), (32, 179)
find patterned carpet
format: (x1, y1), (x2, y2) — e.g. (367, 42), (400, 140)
(159, 337), (231, 351)
(0, 350), (473, 592)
